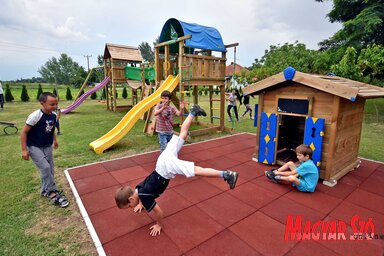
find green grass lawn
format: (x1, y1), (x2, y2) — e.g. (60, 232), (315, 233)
(0, 91), (383, 255)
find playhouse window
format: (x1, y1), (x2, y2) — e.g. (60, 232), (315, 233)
(277, 98), (309, 115)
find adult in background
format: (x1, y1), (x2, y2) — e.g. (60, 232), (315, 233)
(0, 81), (4, 111)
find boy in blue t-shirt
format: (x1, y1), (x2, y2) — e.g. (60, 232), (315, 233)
(20, 92), (69, 208)
(265, 144), (319, 192)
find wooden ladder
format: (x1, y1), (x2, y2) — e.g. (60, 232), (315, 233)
(210, 87), (221, 123)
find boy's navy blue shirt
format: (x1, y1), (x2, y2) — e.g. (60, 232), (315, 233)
(26, 109), (56, 147)
(136, 171), (169, 212)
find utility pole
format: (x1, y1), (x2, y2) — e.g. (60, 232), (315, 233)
(84, 55), (92, 71)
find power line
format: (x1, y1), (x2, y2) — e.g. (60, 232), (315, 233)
(0, 40), (95, 57)
(0, 40), (65, 55)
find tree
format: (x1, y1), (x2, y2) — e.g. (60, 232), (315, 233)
(72, 66), (88, 88)
(4, 84), (14, 102)
(66, 87), (73, 100)
(250, 42), (317, 80)
(20, 85), (30, 102)
(312, 48), (345, 74)
(358, 44), (384, 85)
(138, 42), (154, 63)
(36, 84), (43, 100)
(331, 47), (362, 81)
(38, 53), (87, 86)
(316, 0), (384, 51)
(97, 55), (104, 66)
(53, 88), (58, 97)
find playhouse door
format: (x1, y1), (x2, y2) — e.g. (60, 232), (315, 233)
(258, 112), (278, 164)
(304, 117), (325, 170)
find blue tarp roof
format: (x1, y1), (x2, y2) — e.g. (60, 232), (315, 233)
(159, 18), (226, 53)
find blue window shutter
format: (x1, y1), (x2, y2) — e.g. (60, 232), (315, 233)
(304, 117), (325, 170)
(258, 112), (277, 164)
(254, 104), (258, 127)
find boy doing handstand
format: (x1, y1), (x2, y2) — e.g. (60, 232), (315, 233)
(115, 104), (239, 236)
(265, 144), (319, 192)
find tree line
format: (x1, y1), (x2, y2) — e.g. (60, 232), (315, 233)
(248, 43), (384, 87)
(2, 83), (135, 103)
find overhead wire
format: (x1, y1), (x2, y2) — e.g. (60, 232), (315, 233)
(0, 40), (91, 57)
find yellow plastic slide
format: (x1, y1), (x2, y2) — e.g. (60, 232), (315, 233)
(90, 75), (180, 154)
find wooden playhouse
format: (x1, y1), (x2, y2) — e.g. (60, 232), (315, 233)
(243, 67), (384, 186)
(103, 43), (143, 111)
(144, 18), (238, 135)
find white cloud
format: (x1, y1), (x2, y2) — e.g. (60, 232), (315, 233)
(95, 33), (107, 38)
(42, 17), (89, 40)
(0, 0), (341, 80)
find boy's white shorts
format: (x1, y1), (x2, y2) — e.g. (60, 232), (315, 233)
(156, 135), (195, 179)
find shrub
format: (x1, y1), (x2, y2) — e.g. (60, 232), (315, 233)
(122, 87), (128, 99)
(203, 86), (209, 95)
(36, 84), (43, 100)
(100, 88), (106, 100)
(5, 84), (14, 102)
(66, 87), (73, 101)
(20, 85), (30, 102)
(90, 91), (97, 99)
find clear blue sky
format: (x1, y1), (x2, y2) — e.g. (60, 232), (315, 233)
(0, 0), (341, 81)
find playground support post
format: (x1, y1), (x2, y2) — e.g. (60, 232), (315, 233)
(178, 40), (186, 122)
(75, 66), (104, 100)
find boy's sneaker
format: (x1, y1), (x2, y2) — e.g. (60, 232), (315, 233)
(49, 191), (69, 208)
(190, 104), (207, 116)
(265, 170), (278, 183)
(223, 170), (239, 189)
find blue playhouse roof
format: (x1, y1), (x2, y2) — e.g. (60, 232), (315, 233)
(159, 18), (226, 52)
